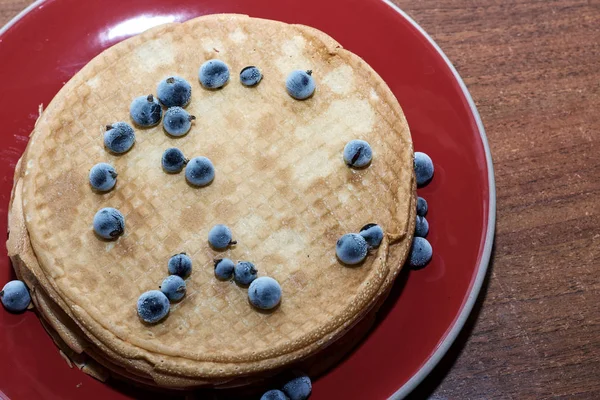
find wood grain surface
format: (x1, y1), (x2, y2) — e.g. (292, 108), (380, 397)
(1, 0), (599, 399)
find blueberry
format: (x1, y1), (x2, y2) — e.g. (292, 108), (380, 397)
(282, 374), (312, 400)
(157, 76), (192, 108)
(248, 277), (282, 310)
(130, 94), (162, 127)
(214, 258), (235, 280)
(359, 223), (384, 248)
(286, 70), (315, 100)
(199, 59), (230, 89)
(208, 224), (236, 249)
(93, 207), (125, 240)
(414, 152), (434, 186)
(1, 280), (31, 313)
(162, 148), (188, 173)
(336, 233), (368, 265)
(417, 196), (428, 216)
(240, 66), (262, 86)
(104, 122), (135, 154)
(89, 163), (117, 192)
(409, 237), (433, 268)
(261, 390), (288, 400)
(343, 139), (372, 168)
(185, 156), (215, 186)
(163, 107), (195, 137)
(234, 261), (257, 286)
(168, 253), (192, 278)
(137, 290), (170, 323)
(160, 275), (186, 302)
(415, 216), (429, 238)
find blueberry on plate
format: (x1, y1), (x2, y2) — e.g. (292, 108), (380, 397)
(415, 215), (429, 238)
(417, 196), (428, 216)
(1, 280), (31, 313)
(409, 237), (433, 268)
(260, 389), (288, 400)
(282, 374), (312, 400)
(414, 151), (434, 186)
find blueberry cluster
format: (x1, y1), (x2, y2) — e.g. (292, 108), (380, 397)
(261, 373), (312, 400)
(210, 225), (282, 310)
(336, 223), (384, 265)
(409, 152), (435, 268)
(137, 253), (192, 323)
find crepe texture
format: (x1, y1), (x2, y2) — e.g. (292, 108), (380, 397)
(7, 14), (415, 387)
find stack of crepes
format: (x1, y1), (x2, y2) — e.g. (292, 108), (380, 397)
(7, 14), (415, 389)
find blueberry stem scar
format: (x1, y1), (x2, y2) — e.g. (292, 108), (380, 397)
(230, 240), (237, 245)
(166, 77), (175, 84)
(351, 147), (362, 165)
(109, 171), (118, 179)
(306, 70), (313, 76)
(189, 115), (196, 121)
(105, 124), (112, 130)
(147, 94), (154, 102)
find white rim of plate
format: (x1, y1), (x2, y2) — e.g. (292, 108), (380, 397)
(382, 1), (496, 399)
(0, 1), (496, 399)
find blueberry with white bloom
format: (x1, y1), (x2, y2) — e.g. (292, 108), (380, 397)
(157, 76), (192, 108)
(234, 261), (257, 286)
(409, 237), (433, 268)
(160, 275), (186, 302)
(414, 152), (434, 186)
(260, 390), (288, 400)
(162, 148), (188, 173)
(93, 207), (125, 240)
(286, 70), (315, 100)
(359, 223), (384, 248)
(1, 280), (31, 313)
(199, 59), (230, 89)
(168, 253), (192, 278)
(248, 277), (282, 310)
(130, 94), (162, 127)
(336, 233), (368, 265)
(415, 216), (429, 238)
(240, 66), (262, 86)
(185, 156), (215, 186)
(163, 107), (195, 137)
(417, 196), (428, 216)
(137, 290), (170, 323)
(282, 374), (312, 400)
(343, 139), (372, 168)
(89, 163), (117, 192)
(104, 122), (135, 154)
(214, 258), (235, 280)
(208, 224), (236, 249)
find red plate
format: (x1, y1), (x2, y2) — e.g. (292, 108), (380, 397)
(0, 0), (495, 399)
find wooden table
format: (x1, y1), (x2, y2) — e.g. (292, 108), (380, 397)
(1, 1), (599, 398)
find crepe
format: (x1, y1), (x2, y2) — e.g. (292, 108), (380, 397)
(7, 14), (415, 388)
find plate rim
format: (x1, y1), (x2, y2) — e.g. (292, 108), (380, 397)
(381, 1), (496, 398)
(0, 1), (496, 399)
